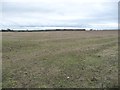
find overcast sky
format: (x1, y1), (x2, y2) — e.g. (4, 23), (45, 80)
(0, 0), (119, 30)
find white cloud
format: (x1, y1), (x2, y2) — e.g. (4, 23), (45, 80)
(2, 0), (119, 3)
(0, 0), (119, 29)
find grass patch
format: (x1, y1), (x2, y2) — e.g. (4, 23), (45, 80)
(2, 31), (118, 88)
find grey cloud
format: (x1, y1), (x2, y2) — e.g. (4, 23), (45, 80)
(1, 0), (118, 29)
(2, 2), (54, 14)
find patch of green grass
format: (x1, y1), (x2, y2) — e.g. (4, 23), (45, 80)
(2, 31), (118, 88)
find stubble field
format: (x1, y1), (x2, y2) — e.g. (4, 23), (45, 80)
(2, 31), (118, 88)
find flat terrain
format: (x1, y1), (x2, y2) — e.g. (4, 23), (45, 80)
(2, 31), (118, 88)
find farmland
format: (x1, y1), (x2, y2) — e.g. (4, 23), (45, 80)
(2, 31), (118, 88)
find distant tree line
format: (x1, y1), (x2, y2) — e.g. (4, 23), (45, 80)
(0, 28), (87, 32)
(1, 29), (14, 32)
(1, 28), (118, 32)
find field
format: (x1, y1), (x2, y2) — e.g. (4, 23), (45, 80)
(2, 31), (118, 88)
